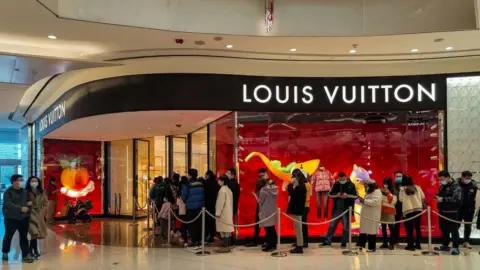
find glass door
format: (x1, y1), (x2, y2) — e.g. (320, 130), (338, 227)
(172, 137), (187, 175)
(134, 139), (151, 218)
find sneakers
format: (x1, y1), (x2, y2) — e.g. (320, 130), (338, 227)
(434, 246), (451, 252)
(244, 242), (258, 247)
(388, 245), (395, 250)
(463, 242), (472, 249)
(289, 246), (304, 254)
(366, 249), (376, 253)
(22, 254), (34, 263)
(303, 243), (309, 249)
(2, 253), (8, 261)
(450, 248), (460, 256)
(33, 253), (41, 260)
(320, 242), (331, 247)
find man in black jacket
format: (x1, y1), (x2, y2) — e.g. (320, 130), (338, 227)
(287, 169), (307, 254)
(434, 171), (462, 255)
(203, 170), (220, 244)
(322, 172), (358, 248)
(2, 174), (34, 263)
(226, 168), (240, 246)
(245, 168), (269, 247)
(457, 171), (477, 249)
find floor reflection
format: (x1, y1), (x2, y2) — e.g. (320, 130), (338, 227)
(49, 219), (176, 248)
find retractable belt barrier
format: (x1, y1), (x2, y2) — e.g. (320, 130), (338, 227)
(145, 204), (479, 257)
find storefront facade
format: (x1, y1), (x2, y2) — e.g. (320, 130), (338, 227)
(24, 72), (478, 239)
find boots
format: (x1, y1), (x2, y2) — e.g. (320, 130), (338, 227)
(217, 237), (231, 253)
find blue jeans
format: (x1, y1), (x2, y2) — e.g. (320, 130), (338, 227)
(324, 210), (349, 244)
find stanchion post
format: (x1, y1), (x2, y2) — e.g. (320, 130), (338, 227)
(144, 200), (151, 231)
(196, 207), (211, 256)
(162, 207), (172, 247)
(422, 206), (439, 256)
(271, 207), (287, 257)
(342, 206), (357, 256)
(129, 197), (139, 227)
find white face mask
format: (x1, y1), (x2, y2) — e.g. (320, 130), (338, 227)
(30, 182), (39, 189)
(463, 179), (471, 185)
(384, 184), (388, 189)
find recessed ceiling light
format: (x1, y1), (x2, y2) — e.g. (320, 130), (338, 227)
(411, 48), (418, 52)
(147, 127), (151, 130)
(445, 46), (454, 51)
(226, 45), (233, 49)
(290, 48), (297, 52)
(47, 35), (57, 39)
(349, 49), (356, 54)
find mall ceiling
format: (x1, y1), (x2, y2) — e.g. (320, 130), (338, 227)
(2, 0), (480, 129)
(0, 0), (479, 62)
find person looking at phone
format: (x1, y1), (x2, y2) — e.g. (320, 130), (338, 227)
(321, 172), (358, 248)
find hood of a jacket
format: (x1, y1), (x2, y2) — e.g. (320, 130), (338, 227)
(263, 184), (278, 197)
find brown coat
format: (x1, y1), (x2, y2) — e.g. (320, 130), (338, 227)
(28, 190), (48, 239)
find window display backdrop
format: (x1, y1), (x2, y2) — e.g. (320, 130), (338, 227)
(236, 111), (443, 238)
(43, 139), (103, 215)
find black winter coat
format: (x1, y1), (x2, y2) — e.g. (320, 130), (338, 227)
(287, 182), (307, 216)
(437, 181), (462, 213)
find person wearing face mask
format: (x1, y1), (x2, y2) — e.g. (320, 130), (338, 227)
(26, 176), (48, 260)
(321, 172), (358, 248)
(287, 169), (307, 254)
(2, 174), (34, 263)
(379, 177), (397, 250)
(434, 171), (462, 255)
(203, 170), (220, 244)
(457, 171), (477, 249)
(391, 170), (403, 246)
(398, 175), (425, 251)
(215, 175), (234, 253)
(356, 179), (382, 252)
(311, 164), (335, 219)
(225, 168), (240, 247)
(256, 175), (278, 252)
(246, 168), (269, 247)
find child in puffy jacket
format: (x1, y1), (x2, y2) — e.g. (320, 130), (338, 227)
(380, 177), (397, 250)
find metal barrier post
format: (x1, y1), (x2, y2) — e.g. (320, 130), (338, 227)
(422, 206), (439, 256)
(342, 206), (358, 256)
(129, 197), (139, 227)
(163, 207), (172, 247)
(144, 200), (151, 231)
(196, 207), (211, 256)
(271, 207), (287, 257)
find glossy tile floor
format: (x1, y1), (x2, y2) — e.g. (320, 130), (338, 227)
(1, 220), (479, 270)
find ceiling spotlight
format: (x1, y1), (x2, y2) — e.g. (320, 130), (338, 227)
(48, 35), (57, 39)
(349, 49), (356, 54)
(147, 127), (151, 130)
(411, 48), (418, 52)
(445, 46), (453, 51)
(290, 48), (297, 52)
(226, 44), (233, 49)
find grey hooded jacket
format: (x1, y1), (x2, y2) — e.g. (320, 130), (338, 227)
(258, 183), (278, 227)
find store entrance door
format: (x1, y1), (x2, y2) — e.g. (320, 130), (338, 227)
(133, 139), (151, 218)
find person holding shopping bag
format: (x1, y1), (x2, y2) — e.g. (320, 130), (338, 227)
(215, 175), (234, 253)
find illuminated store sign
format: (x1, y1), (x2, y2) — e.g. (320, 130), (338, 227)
(242, 83), (437, 105)
(39, 101), (66, 132)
